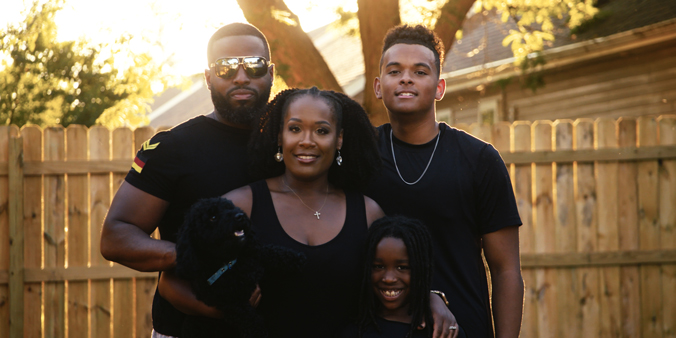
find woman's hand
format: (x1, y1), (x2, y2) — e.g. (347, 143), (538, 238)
(429, 292), (460, 338)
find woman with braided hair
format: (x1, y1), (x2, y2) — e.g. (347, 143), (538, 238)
(160, 86), (384, 337)
(233, 87), (386, 337)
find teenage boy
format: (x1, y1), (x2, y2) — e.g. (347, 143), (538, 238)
(364, 25), (524, 338)
(100, 23), (274, 337)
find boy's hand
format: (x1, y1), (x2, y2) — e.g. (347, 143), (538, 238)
(428, 293), (459, 338)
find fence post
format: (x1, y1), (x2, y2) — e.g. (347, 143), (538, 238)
(8, 136), (24, 338)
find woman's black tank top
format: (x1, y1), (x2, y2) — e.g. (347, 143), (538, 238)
(249, 180), (368, 338)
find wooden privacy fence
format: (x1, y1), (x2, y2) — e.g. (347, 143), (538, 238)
(0, 115), (675, 338)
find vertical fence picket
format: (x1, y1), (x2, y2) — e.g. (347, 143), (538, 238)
(112, 127), (135, 338)
(8, 132), (23, 338)
(0, 126), (13, 338)
(658, 115), (676, 337)
(22, 126), (43, 338)
(533, 121), (557, 338)
(596, 117), (621, 338)
(637, 116), (663, 338)
(617, 118), (641, 338)
(553, 120), (578, 338)
(575, 119), (601, 336)
(66, 125), (90, 338)
(90, 126), (112, 338)
(512, 121), (536, 338)
(133, 127), (158, 338)
(44, 126), (66, 338)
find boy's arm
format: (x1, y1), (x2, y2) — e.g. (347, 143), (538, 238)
(430, 293), (460, 338)
(100, 182), (176, 272)
(483, 225), (524, 338)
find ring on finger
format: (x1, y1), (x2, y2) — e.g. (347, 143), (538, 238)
(449, 325), (457, 330)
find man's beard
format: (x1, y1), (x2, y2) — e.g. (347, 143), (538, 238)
(211, 85), (271, 126)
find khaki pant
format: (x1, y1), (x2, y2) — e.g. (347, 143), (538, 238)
(151, 329), (178, 338)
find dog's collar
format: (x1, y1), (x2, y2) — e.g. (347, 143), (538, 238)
(207, 259), (237, 285)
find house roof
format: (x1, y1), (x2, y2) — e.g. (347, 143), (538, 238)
(307, 25), (365, 97)
(148, 0), (676, 128)
(443, 0), (676, 90)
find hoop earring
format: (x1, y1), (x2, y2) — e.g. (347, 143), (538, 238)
(275, 146), (283, 162)
(336, 150), (343, 166)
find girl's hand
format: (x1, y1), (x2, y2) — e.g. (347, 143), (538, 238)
(429, 293), (459, 338)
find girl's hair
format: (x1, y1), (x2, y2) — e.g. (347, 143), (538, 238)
(248, 87), (381, 191)
(358, 215), (435, 337)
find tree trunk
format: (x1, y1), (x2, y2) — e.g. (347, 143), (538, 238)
(237, 0), (342, 92)
(357, 0), (400, 126)
(434, 0), (476, 59)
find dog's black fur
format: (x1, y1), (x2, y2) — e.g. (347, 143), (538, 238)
(175, 197), (305, 338)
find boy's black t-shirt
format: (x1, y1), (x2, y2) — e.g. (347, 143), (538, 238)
(124, 115), (252, 336)
(364, 123), (522, 338)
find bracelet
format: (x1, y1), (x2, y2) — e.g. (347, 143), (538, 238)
(431, 290), (449, 306)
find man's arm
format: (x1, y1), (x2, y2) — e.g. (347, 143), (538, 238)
(482, 225), (524, 338)
(100, 182), (175, 272)
(158, 269), (223, 317)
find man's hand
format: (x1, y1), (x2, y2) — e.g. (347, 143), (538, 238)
(249, 284), (262, 308)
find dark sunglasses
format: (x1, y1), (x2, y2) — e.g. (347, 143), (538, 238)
(209, 56), (271, 79)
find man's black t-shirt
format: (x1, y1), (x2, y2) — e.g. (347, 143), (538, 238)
(364, 123), (522, 338)
(125, 115), (252, 336)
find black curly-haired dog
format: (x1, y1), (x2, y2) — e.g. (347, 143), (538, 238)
(175, 197), (305, 338)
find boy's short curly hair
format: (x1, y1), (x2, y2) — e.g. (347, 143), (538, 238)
(380, 24), (445, 77)
(248, 87), (381, 191)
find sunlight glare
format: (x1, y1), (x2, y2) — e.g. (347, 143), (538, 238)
(2, 0), (359, 76)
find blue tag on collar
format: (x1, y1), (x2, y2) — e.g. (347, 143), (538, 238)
(206, 259), (237, 285)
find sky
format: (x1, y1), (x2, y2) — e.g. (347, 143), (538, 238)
(1, 0), (358, 77)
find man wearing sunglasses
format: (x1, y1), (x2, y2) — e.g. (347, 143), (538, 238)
(100, 23), (274, 338)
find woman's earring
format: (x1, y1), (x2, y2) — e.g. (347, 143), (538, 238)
(336, 150), (343, 166)
(275, 146), (283, 162)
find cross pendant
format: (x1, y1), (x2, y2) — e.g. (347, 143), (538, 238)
(314, 211), (321, 219)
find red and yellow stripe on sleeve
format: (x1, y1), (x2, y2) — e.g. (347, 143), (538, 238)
(132, 156), (146, 173)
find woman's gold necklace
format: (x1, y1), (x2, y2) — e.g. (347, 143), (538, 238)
(282, 178), (329, 220)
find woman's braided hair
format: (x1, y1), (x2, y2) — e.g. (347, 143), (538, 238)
(248, 87), (380, 191)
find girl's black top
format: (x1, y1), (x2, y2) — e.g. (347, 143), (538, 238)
(340, 317), (467, 338)
(249, 180), (368, 338)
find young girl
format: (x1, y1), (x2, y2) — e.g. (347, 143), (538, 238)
(342, 216), (466, 338)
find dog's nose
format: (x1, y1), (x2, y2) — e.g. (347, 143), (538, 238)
(235, 213), (245, 222)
